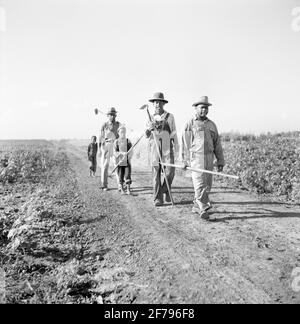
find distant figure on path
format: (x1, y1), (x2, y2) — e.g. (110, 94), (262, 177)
(99, 108), (120, 190)
(181, 96), (225, 220)
(145, 92), (178, 206)
(87, 135), (98, 177)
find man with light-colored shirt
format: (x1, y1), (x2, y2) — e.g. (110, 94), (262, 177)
(99, 107), (120, 190)
(181, 96), (225, 220)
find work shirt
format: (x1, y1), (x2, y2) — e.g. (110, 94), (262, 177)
(99, 121), (120, 147)
(87, 143), (98, 158)
(113, 138), (133, 167)
(181, 117), (225, 166)
(145, 111), (179, 166)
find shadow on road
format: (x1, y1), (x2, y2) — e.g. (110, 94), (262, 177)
(214, 201), (298, 206)
(174, 200), (194, 206)
(212, 209), (300, 222)
(132, 186), (152, 193)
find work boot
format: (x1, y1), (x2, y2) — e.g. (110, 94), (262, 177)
(192, 204), (201, 214)
(192, 206), (210, 220)
(126, 184), (131, 195)
(118, 184), (126, 195)
(200, 210), (210, 220)
(192, 200), (212, 220)
(154, 199), (163, 207)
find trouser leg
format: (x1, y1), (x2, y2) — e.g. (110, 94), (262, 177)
(91, 156), (97, 173)
(93, 156), (97, 173)
(89, 159), (93, 172)
(124, 164), (132, 185)
(101, 150), (110, 188)
(191, 153), (214, 210)
(117, 167), (125, 185)
(115, 168), (120, 185)
(153, 166), (163, 202)
(161, 151), (175, 195)
(192, 172), (210, 208)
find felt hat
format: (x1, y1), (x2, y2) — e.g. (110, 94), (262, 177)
(107, 107), (118, 115)
(192, 96), (212, 107)
(149, 92), (168, 104)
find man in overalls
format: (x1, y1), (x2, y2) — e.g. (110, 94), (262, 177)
(99, 107), (120, 190)
(181, 96), (225, 219)
(145, 92), (178, 206)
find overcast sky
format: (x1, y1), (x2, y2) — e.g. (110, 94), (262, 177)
(0, 0), (299, 139)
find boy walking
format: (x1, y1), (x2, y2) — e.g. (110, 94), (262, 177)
(87, 136), (98, 177)
(113, 125), (133, 195)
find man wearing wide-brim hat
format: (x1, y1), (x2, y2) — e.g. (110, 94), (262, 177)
(181, 96), (225, 220)
(145, 92), (179, 206)
(99, 107), (121, 190)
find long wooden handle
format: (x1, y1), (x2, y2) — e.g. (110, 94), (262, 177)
(161, 163), (240, 180)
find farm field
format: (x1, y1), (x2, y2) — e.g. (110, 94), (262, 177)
(220, 132), (300, 204)
(0, 134), (300, 304)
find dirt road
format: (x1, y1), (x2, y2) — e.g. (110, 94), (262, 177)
(66, 142), (300, 304)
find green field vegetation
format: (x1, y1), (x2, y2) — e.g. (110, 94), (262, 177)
(220, 132), (300, 204)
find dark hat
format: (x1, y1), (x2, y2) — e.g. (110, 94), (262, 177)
(107, 107), (117, 115)
(192, 96), (212, 107)
(149, 92), (168, 104)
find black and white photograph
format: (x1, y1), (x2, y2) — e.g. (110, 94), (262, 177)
(0, 0), (300, 307)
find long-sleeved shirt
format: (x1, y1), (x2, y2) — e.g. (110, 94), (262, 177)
(181, 117), (225, 166)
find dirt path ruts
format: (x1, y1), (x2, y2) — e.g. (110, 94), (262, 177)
(66, 143), (300, 304)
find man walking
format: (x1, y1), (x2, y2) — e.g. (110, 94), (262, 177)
(145, 92), (178, 206)
(181, 96), (225, 219)
(99, 107), (120, 190)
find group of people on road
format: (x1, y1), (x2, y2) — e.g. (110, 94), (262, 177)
(87, 92), (225, 219)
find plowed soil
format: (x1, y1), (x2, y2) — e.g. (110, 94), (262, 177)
(1, 140), (300, 304)
(65, 141), (300, 304)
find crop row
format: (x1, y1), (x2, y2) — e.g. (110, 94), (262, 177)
(0, 148), (57, 184)
(220, 133), (300, 204)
